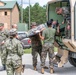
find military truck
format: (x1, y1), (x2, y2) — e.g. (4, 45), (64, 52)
(47, 0), (76, 67)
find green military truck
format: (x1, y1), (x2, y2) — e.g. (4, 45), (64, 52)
(47, 0), (76, 67)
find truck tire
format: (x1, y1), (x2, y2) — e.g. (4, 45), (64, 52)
(69, 57), (76, 67)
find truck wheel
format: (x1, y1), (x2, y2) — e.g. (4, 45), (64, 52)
(69, 57), (76, 67)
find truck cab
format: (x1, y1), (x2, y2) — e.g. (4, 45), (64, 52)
(47, 0), (76, 67)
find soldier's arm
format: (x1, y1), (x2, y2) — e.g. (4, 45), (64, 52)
(2, 43), (7, 64)
(39, 30), (46, 40)
(39, 33), (44, 40)
(17, 41), (23, 56)
(4, 29), (10, 38)
(62, 16), (66, 24)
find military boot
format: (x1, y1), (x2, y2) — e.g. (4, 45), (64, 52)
(50, 68), (54, 74)
(41, 68), (44, 74)
(22, 65), (25, 73)
(33, 66), (37, 71)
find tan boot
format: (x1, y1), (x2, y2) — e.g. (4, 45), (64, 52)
(41, 68), (44, 74)
(33, 66), (37, 71)
(50, 68), (54, 74)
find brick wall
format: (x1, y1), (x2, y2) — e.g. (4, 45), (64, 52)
(0, 10), (11, 29)
(12, 4), (19, 25)
(0, 2), (5, 6)
(0, 4), (19, 29)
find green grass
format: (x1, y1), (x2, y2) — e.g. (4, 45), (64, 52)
(24, 48), (32, 54)
(24, 47), (58, 54)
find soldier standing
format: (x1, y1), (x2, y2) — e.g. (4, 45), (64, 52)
(12, 24), (18, 29)
(29, 22), (42, 70)
(0, 23), (9, 71)
(39, 20), (56, 74)
(2, 28), (23, 75)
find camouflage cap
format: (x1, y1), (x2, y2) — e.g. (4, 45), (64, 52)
(0, 23), (4, 26)
(10, 28), (17, 36)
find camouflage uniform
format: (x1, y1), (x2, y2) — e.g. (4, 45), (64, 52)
(3, 29), (23, 75)
(0, 23), (9, 70)
(62, 7), (70, 23)
(30, 34), (42, 67)
(62, 7), (71, 38)
(41, 27), (56, 69)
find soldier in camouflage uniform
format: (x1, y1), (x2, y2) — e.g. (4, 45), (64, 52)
(2, 28), (23, 75)
(39, 20), (56, 74)
(56, 7), (70, 24)
(56, 7), (71, 38)
(0, 23), (9, 71)
(29, 22), (42, 71)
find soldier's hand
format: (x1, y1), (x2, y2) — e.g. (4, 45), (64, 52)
(1, 41), (5, 45)
(62, 21), (64, 24)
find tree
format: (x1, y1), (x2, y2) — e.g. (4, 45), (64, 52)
(23, 3), (46, 25)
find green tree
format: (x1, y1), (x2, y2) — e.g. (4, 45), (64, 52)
(23, 3), (46, 25)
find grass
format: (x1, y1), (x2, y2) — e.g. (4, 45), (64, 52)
(24, 48), (32, 54)
(24, 47), (58, 54)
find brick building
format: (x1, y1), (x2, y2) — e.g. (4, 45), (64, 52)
(0, 1), (20, 29)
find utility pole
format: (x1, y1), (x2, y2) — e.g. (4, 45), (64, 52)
(29, 0), (30, 29)
(21, 0), (23, 23)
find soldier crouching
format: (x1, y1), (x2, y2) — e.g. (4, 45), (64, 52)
(2, 28), (23, 75)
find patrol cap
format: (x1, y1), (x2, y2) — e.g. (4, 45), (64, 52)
(9, 28), (17, 36)
(0, 23), (4, 26)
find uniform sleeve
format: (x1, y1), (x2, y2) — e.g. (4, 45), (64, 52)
(2, 43), (7, 64)
(42, 30), (46, 38)
(17, 41), (23, 56)
(62, 7), (70, 23)
(54, 29), (56, 34)
(5, 29), (10, 38)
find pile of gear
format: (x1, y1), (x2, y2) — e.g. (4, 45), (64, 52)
(28, 24), (46, 37)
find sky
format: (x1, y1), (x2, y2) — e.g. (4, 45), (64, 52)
(1, 0), (51, 8)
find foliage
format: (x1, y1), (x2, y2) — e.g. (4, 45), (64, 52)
(24, 48), (31, 54)
(23, 3), (47, 25)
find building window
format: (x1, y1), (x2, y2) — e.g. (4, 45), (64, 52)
(5, 11), (7, 15)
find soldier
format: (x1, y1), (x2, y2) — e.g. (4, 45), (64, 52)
(55, 7), (70, 24)
(56, 7), (71, 38)
(12, 24), (18, 29)
(0, 23), (9, 71)
(2, 28), (23, 75)
(12, 24), (25, 70)
(29, 22), (42, 71)
(39, 20), (56, 74)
